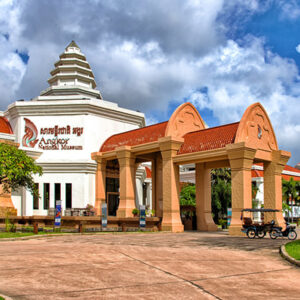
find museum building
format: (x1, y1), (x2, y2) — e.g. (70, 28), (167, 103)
(0, 41), (296, 235)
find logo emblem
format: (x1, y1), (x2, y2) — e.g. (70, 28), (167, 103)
(22, 118), (39, 148)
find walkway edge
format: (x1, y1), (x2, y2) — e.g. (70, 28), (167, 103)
(0, 293), (13, 300)
(280, 244), (300, 267)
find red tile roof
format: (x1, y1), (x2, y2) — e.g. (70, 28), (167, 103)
(252, 164), (300, 181)
(284, 165), (300, 174)
(145, 166), (152, 178)
(251, 169), (263, 178)
(100, 121), (168, 152)
(0, 117), (13, 134)
(178, 122), (239, 154)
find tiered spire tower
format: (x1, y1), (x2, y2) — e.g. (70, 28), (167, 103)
(40, 41), (102, 99)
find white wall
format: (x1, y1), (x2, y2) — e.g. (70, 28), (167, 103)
(7, 102), (143, 216)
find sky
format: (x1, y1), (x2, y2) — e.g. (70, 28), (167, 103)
(0, 0), (300, 166)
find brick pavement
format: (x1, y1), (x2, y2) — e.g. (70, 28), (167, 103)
(0, 231), (299, 299)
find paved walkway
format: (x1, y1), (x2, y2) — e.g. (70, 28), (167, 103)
(0, 231), (299, 299)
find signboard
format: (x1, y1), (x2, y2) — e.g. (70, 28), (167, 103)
(139, 205), (146, 228)
(227, 208), (232, 227)
(101, 203), (107, 229)
(22, 118), (84, 151)
(55, 200), (62, 227)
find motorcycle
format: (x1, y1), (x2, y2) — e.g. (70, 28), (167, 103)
(241, 208), (280, 239)
(269, 222), (297, 240)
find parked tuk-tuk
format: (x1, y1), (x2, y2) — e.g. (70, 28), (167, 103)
(241, 208), (279, 239)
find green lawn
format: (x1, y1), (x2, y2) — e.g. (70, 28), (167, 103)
(285, 240), (300, 260)
(0, 231), (65, 239)
(0, 232), (35, 238)
(0, 296), (5, 300)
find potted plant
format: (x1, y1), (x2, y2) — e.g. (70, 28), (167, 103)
(85, 204), (96, 216)
(219, 219), (227, 229)
(132, 208), (139, 217)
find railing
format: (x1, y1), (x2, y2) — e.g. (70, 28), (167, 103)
(0, 215), (161, 232)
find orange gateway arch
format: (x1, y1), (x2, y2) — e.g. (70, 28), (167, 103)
(91, 102), (290, 235)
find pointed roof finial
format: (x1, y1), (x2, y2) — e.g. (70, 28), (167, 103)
(66, 40), (80, 50)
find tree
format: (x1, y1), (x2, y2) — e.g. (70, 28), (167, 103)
(211, 168), (231, 223)
(282, 178), (300, 222)
(282, 178), (298, 205)
(0, 143), (42, 195)
(180, 184), (196, 206)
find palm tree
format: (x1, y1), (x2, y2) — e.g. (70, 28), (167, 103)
(282, 178), (299, 222)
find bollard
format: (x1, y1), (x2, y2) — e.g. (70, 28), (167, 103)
(33, 222), (38, 234)
(78, 223), (83, 233)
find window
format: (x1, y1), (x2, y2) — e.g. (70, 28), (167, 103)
(55, 183), (61, 201)
(44, 183), (50, 210)
(33, 183), (39, 209)
(66, 183), (72, 209)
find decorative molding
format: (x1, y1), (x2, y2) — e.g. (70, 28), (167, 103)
(37, 162), (97, 173)
(5, 99), (145, 127)
(235, 103), (278, 151)
(166, 102), (205, 138)
(0, 133), (15, 141)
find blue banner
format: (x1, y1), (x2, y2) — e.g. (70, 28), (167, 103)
(55, 200), (62, 227)
(140, 205), (146, 228)
(102, 203), (107, 229)
(227, 208), (232, 226)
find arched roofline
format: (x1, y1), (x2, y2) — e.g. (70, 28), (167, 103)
(165, 102), (206, 138)
(235, 102), (278, 151)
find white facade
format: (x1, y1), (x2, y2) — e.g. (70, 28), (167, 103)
(5, 42), (145, 216)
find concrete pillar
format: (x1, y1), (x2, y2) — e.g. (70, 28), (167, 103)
(264, 150), (290, 227)
(94, 158), (106, 216)
(195, 163), (217, 231)
(0, 185), (17, 217)
(155, 154), (163, 218)
(226, 143), (256, 236)
(116, 146), (136, 217)
(151, 159), (156, 215)
(159, 136), (184, 232)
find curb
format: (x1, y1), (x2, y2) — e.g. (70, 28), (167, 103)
(280, 244), (300, 267)
(0, 293), (13, 300)
(0, 230), (166, 242)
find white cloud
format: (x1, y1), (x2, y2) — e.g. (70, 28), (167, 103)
(188, 38), (300, 165)
(0, 1), (26, 106)
(0, 0), (300, 164)
(296, 44), (300, 54)
(278, 0), (300, 20)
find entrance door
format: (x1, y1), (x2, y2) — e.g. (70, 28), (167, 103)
(107, 192), (120, 216)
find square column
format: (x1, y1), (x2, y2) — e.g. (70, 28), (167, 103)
(264, 150), (291, 227)
(155, 154), (163, 218)
(91, 153), (106, 215)
(116, 146), (136, 217)
(195, 163), (217, 231)
(226, 143), (256, 236)
(159, 136), (184, 232)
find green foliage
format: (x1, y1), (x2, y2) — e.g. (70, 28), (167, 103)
(5, 211), (16, 232)
(211, 168), (231, 223)
(0, 143), (42, 195)
(282, 201), (291, 215)
(180, 184), (196, 206)
(132, 208), (139, 215)
(218, 219), (227, 227)
(282, 178), (300, 204)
